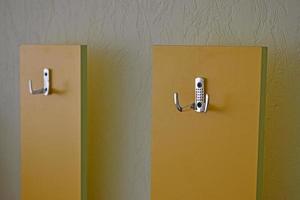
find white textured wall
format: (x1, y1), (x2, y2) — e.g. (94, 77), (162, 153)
(0, 0), (299, 199)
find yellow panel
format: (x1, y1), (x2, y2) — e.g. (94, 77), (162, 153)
(20, 45), (87, 200)
(152, 46), (267, 200)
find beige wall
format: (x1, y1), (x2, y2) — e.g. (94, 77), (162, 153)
(0, 0), (299, 200)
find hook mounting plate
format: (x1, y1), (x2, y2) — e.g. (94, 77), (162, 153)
(195, 77), (208, 112)
(43, 68), (50, 95)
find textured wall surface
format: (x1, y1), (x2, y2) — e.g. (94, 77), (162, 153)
(0, 0), (299, 200)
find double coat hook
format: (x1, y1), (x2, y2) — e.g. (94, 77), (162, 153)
(174, 77), (209, 113)
(28, 68), (50, 96)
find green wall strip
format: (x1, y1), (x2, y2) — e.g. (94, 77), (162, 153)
(81, 45), (88, 200)
(256, 47), (268, 200)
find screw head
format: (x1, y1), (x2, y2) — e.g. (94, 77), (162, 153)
(197, 102), (202, 108)
(197, 82), (202, 88)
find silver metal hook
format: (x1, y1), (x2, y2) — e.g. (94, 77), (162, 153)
(203, 94), (209, 112)
(173, 77), (209, 113)
(28, 68), (50, 96)
(173, 92), (195, 112)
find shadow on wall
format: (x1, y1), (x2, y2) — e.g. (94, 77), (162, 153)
(88, 47), (128, 200)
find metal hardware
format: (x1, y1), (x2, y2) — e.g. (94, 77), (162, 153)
(195, 77), (209, 112)
(174, 77), (209, 113)
(28, 68), (50, 95)
(174, 92), (195, 112)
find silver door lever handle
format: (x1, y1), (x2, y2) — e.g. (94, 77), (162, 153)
(28, 68), (50, 96)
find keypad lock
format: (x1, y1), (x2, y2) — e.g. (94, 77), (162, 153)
(174, 77), (209, 113)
